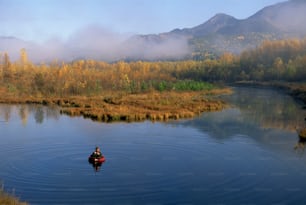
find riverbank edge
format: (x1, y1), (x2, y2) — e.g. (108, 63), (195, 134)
(0, 88), (232, 123)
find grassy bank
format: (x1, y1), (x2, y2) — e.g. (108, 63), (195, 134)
(60, 89), (230, 122)
(0, 88), (231, 122)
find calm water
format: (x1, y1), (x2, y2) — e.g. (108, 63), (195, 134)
(0, 87), (306, 205)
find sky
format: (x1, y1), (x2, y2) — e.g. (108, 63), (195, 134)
(0, 0), (285, 42)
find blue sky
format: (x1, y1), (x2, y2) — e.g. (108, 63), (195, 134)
(0, 0), (284, 42)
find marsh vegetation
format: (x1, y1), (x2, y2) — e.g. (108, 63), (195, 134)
(1, 38), (306, 122)
(0, 187), (27, 205)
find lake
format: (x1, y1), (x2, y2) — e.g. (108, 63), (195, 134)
(0, 87), (306, 205)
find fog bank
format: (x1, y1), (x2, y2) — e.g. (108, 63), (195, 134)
(0, 25), (191, 63)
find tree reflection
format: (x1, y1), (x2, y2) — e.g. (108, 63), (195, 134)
(220, 87), (306, 131)
(0, 106), (10, 121)
(174, 87), (306, 154)
(0, 105), (60, 124)
(46, 106), (60, 121)
(34, 106), (44, 124)
(18, 105), (28, 126)
(294, 137), (306, 156)
(0, 105), (12, 122)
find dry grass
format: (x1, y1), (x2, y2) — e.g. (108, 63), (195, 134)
(0, 88), (232, 122)
(60, 89), (231, 122)
(0, 189), (28, 205)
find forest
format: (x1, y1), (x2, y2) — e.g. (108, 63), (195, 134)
(0, 38), (306, 98)
(1, 38), (306, 98)
(0, 50), (216, 97)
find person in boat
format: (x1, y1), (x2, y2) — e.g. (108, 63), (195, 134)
(91, 146), (103, 159)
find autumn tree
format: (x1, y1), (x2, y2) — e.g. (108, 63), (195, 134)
(2, 52), (12, 82)
(20, 48), (28, 65)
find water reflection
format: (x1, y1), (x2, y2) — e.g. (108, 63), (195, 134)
(223, 87), (306, 131)
(88, 161), (104, 172)
(1, 88), (306, 205)
(0, 105), (12, 122)
(173, 87), (306, 158)
(179, 87), (306, 139)
(294, 137), (306, 156)
(0, 104), (59, 124)
(18, 105), (28, 125)
(34, 106), (44, 123)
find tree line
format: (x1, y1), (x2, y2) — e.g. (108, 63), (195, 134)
(0, 52), (215, 96)
(177, 38), (306, 82)
(0, 38), (305, 97)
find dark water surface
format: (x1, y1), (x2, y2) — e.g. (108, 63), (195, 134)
(0, 87), (306, 205)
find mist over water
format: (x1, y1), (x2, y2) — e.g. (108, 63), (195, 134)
(0, 25), (191, 63)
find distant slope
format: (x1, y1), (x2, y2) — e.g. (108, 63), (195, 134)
(131, 0), (306, 58)
(248, 0), (306, 35)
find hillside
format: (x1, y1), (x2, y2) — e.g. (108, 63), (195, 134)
(1, 0), (306, 62)
(132, 0), (306, 58)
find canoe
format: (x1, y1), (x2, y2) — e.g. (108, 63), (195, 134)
(88, 156), (106, 163)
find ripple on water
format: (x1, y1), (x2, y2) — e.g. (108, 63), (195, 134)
(1, 101), (306, 205)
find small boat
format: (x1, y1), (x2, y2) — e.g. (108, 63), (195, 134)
(88, 156), (106, 164)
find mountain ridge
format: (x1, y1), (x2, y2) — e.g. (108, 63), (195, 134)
(1, 0), (306, 62)
(182, 0), (305, 37)
(132, 0), (306, 58)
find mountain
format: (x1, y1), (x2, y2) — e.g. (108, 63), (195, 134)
(248, 0), (306, 34)
(170, 13), (240, 36)
(1, 0), (306, 62)
(132, 0), (306, 59)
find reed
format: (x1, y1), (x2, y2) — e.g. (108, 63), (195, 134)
(57, 90), (229, 122)
(0, 189), (28, 205)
